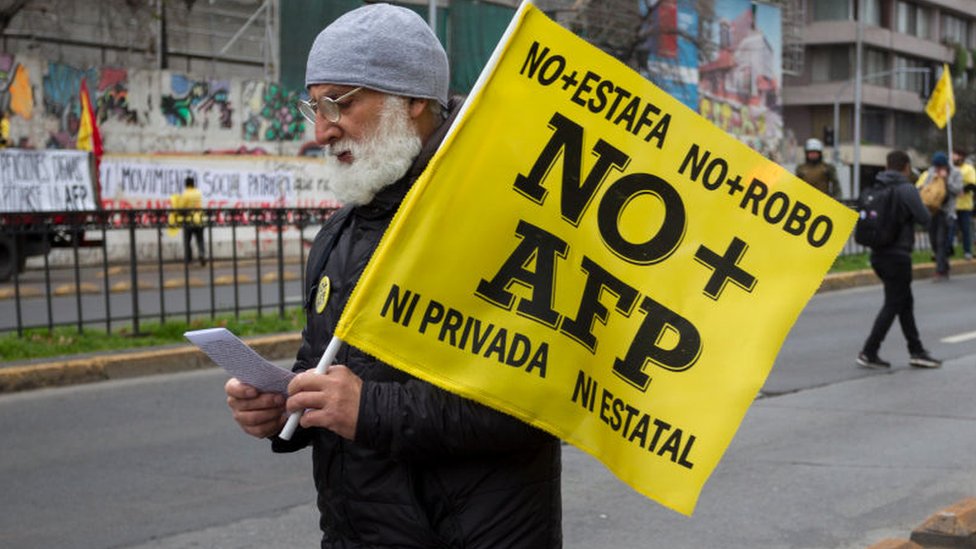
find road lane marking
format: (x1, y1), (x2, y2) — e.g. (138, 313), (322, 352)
(941, 330), (976, 344)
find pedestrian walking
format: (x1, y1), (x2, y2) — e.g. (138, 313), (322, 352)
(858, 150), (942, 369)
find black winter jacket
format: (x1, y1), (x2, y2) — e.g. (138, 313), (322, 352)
(272, 98), (562, 549)
(869, 170), (930, 258)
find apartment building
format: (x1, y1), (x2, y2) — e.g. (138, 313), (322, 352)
(783, 0), (976, 184)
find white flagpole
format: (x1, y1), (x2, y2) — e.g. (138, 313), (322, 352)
(946, 101), (953, 158)
(279, 335), (343, 440)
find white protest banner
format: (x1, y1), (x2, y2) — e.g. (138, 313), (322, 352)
(0, 149), (96, 211)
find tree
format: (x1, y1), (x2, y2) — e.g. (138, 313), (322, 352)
(562, 0), (716, 72)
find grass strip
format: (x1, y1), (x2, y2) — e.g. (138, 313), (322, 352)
(1, 308), (304, 362)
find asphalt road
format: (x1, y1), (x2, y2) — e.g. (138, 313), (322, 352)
(770, 271), (976, 394)
(1, 274), (975, 549)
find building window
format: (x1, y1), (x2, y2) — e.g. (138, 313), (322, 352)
(812, 0), (850, 21)
(862, 0), (882, 27)
(862, 108), (886, 144)
(896, 2), (929, 39)
(942, 13), (971, 48)
(893, 55), (928, 93)
(865, 48), (888, 81)
(814, 0), (883, 25)
(894, 112), (927, 150)
(915, 5), (930, 39)
(811, 46), (851, 82)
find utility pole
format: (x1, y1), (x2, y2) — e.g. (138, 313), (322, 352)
(852, 0), (864, 197)
(156, 0), (168, 70)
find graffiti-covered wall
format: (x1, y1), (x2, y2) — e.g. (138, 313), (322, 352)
(639, 0), (783, 161)
(0, 53), (313, 156)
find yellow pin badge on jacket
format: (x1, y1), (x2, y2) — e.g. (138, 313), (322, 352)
(315, 275), (331, 314)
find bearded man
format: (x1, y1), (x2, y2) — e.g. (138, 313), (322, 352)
(223, 4), (562, 548)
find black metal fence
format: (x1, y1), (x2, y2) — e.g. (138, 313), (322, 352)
(0, 208), (336, 336)
(836, 198), (935, 257)
(0, 204), (937, 338)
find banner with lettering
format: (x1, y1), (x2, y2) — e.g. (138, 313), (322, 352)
(98, 154), (337, 209)
(0, 149), (95, 212)
(336, 3), (856, 515)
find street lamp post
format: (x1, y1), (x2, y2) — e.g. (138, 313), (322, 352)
(853, 0), (864, 200)
(831, 67), (931, 195)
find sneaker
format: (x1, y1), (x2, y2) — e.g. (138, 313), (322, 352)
(857, 352), (891, 369)
(909, 352), (942, 369)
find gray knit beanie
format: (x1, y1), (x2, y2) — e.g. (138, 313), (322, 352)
(305, 3), (449, 108)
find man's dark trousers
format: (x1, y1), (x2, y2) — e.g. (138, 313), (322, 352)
(929, 211), (951, 275)
(184, 226), (205, 263)
(863, 253), (924, 357)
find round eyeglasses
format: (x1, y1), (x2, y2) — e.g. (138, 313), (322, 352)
(297, 87), (363, 124)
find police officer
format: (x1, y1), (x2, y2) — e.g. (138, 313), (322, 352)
(796, 138), (840, 197)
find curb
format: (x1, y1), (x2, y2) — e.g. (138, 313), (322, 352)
(0, 333), (301, 394)
(911, 497), (976, 547)
(817, 258), (976, 292)
(867, 497), (976, 548)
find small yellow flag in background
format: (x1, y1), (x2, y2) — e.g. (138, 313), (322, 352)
(336, 3), (856, 515)
(925, 64), (955, 129)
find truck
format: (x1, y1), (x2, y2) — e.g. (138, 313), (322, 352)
(0, 148), (100, 281)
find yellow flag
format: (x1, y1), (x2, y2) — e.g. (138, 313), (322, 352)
(336, 4), (855, 515)
(925, 64), (955, 129)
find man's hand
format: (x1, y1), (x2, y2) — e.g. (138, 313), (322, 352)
(286, 365), (362, 440)
(225, 378), (287, 438)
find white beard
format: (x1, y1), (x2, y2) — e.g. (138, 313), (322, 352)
(322, 95), (423, 206)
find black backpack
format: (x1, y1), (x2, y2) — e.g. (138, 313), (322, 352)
(854, 183), (899, 248)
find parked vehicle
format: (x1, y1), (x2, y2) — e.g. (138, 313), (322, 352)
(0, 149), (100, 281)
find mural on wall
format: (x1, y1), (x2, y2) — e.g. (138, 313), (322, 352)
(241, 81), (305, 142)
(95, 67), (138, 125)
(699, 1), (782, 160)
(161, 74), (232, 129)
(43, 62), (98, 148)
(42, 62), (137, 148)
(5, 53), (308, 153)
(639, 0), (783, 160)
(639, 0), (699, 109)
(0, 54), (34, 120)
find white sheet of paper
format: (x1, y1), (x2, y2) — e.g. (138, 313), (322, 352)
(184, 327), (294, 394)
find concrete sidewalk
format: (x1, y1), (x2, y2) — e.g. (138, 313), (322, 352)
(3, 260), (976, 394)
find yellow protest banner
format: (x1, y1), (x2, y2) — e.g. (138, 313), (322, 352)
(925, 64), (955, 129)
(336, 3), (856, 515)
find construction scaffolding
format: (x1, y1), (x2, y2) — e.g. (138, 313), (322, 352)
(778, 0), (804, 76)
